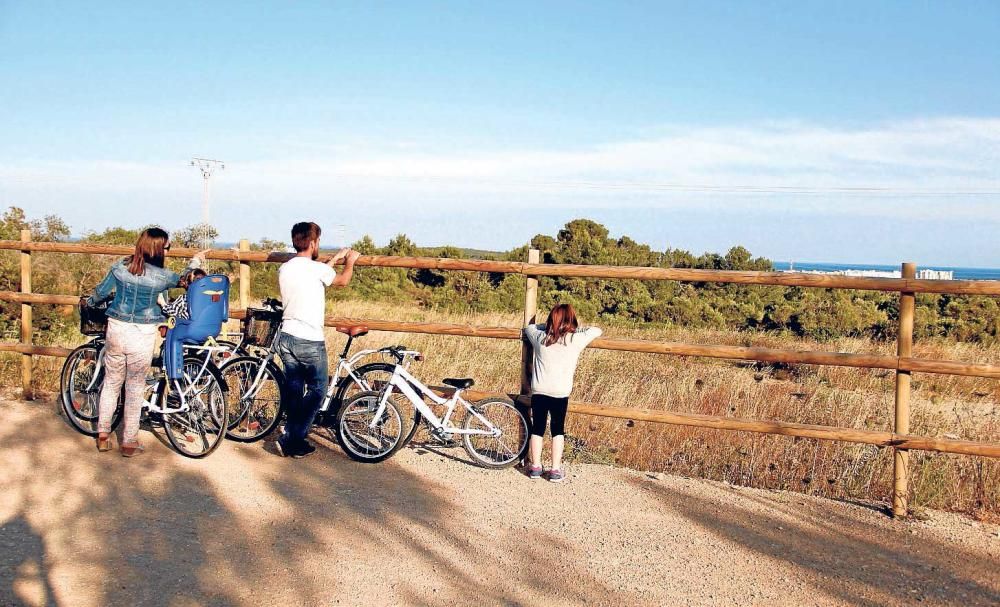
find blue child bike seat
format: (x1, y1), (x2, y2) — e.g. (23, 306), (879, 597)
(165, 274), (230, 380)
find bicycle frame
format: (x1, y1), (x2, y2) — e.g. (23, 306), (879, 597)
(372, 365), (500, 437)
(82, 337), (225, 415)
(235, 320), (420, 412)
(315, 347), (421, 412)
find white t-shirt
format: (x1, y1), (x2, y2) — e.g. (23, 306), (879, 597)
(523, 324), (602, 398)
(278, 256), (336, 342)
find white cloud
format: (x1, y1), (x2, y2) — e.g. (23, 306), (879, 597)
(2, 117), (999, 224)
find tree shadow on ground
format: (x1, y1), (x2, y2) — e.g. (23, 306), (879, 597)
(632, 478), (1000, 606)
(1, 400), (629, 606)
(0, 515), (58, 607)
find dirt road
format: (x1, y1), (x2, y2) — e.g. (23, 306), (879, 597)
(1, 397), (997, 606)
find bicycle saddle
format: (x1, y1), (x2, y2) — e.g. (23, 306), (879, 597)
(443, 378), (474, 389)
(336, 325), (369, 337)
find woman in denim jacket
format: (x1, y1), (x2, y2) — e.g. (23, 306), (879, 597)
(86, 227), (205, 456)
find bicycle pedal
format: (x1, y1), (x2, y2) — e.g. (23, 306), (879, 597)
(429, 428), (458, 447)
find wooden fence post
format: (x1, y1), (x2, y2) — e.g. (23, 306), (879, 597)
(520, 248), (540, 395)
(893, 261), (917, 517)
(238, 239), (250, 311)
(20, 229), (33, 400)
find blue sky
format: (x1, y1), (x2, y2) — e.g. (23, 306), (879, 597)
(1, 1), (999, 266)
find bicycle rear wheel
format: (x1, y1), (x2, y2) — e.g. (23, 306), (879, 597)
(220, 356), (284, 442)
(163, 358), (229, 458)
(462, 397), (529, 469)
(335, 390), (405, 463)
(60, 342), (122, 436)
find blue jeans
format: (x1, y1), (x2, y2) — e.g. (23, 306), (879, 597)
(276, 332), (329, 451)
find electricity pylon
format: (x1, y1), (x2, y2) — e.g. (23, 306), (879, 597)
(190, 157), (225, 225)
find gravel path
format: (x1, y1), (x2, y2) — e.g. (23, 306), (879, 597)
(1, 397), (998, 607)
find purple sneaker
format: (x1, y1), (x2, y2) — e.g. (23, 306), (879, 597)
(547, 469), (565, 483)
(526, 465), (543, 480)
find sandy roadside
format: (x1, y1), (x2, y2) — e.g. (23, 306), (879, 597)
(1, 397), (998, 607)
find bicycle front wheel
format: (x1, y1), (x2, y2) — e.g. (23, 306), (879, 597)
(332, 363), (420, 441)
(60, 342), (122, 436)
(462, 397), (529, 469)
(220, 356), (284, 442)
(163, 358), (229, 458)
(335, 390), (404, 463)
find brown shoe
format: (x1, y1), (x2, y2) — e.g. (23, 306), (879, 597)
(121, 442), (145, 458)
(97, 433), (113, 452)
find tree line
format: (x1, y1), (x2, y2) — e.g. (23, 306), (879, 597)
(1, 207), (997, 344)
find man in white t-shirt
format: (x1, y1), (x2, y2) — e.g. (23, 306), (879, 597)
(275, 221), (361, 458)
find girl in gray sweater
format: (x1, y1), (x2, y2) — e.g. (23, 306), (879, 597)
(523, 303), (602, 482)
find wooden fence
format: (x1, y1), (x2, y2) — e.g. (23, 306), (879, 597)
(2, 235), (1000, 517)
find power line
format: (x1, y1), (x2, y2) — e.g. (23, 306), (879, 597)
(379, 175), (1000, 196)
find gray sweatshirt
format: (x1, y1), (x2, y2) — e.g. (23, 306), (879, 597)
(523, 324), (603, 398)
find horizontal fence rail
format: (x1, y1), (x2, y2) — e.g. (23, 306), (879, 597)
(4, 240), (1000, 296)
(2, 238), (999, 518)
(5, 296), (999, 379)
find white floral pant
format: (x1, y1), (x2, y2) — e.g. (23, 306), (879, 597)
(97, 319), (157, 445)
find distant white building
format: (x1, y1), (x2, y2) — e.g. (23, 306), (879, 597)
(917, 269), (954, 280)
(781, 268), (954, 280)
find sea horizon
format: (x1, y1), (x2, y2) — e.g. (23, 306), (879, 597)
(773, 261), (1000, 281)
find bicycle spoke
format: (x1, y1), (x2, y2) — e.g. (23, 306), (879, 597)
(336, 392), (403, 461)
(462, 399), (528, 468)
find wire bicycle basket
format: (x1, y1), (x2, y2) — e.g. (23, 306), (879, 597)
(243, 307), (282, 346)
(80, 303), (109, 336)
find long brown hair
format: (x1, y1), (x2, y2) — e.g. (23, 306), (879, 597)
(127, 227), (169, 275)
(544, 303), (579, 346)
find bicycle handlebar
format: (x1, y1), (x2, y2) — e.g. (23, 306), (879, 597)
(378, 345), (424, 363)
(262, 297), (283, 311)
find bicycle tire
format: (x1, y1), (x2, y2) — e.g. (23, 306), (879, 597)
(59, 342), (123, 436)
(461, 396), (529, 469)
(330, 363), (421, 441)
(335, 390), (405, 463)
(163, 357), (229, 458)
(219, 355), (285, 442)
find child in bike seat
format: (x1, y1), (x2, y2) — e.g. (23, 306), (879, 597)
(160, 269), (207, 322)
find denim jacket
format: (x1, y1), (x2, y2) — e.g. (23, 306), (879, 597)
(87, 258), (199, 324)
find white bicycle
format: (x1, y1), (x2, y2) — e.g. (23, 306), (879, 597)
(220, 299), (423, 442)
(335, 364), (529, 469)
(61, 332), (231, 458)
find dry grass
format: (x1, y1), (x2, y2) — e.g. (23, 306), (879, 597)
(3, 298), (997, 518)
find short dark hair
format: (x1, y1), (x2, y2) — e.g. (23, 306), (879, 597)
(291, 222), (322, 253)
(180, 268), (207, 288)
